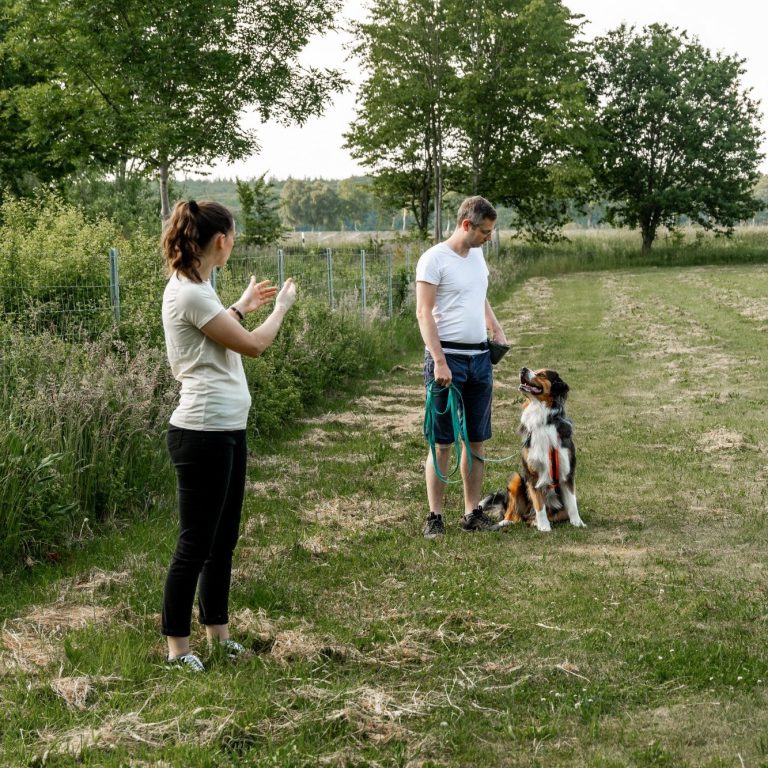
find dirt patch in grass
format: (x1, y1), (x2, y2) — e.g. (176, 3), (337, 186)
(301, 396), (424, 439)
(1, 604), (116, 673)
(300, 496), (408, 531)
(698, 428), (744, 453)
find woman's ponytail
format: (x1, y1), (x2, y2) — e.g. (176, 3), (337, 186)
(162, 199), (234, 282)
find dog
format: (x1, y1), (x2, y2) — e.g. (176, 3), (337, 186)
(480, 367), (586, 533)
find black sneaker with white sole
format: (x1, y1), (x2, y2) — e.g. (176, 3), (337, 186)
(460, 507), (495, 532)
(423, 512), (446, 539)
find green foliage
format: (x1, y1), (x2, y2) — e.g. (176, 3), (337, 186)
(587, 24), (765, 250)
(4, 0), (347, 216)
(62, 169), (174, 237)
(0, 9), (78, 202)
(280, 178), (341, 230)
(236, 174), (286, 246)
(346, 0), (591, 239)
(0, 327), (176, 570)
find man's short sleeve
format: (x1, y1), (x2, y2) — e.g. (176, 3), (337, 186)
(415, 247), (441, 285)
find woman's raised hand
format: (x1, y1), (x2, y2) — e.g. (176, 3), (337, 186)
(275, 277), (297, 311)
(237, 277), (278, 314)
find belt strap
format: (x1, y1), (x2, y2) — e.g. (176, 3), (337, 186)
(439, 339), (488, 351)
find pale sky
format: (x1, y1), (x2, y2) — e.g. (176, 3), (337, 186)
(198, 0), (768, 181)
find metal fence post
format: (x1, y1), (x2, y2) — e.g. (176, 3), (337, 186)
(326, 248), (334, 308)
(360, 249), (367, 321)
(108, 247), (121, 324)
(405, 246), (411, 278)
(277, 248), (285, 287)
(387, 249), (393, 318)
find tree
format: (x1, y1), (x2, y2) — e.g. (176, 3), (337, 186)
(279, 178), (340, 230)
(451, 0), (593, 235)
(4, 0), (346, 218)
(587, 24), (764, 250)
(0, 3), (82, 203)
(345, 0), (458, 239)
(236, 175), (285, 246)
(346, 0), (592, 239)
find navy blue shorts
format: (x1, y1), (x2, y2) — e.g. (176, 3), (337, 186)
(424, 350), (493, 444)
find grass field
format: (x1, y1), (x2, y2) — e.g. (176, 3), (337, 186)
(1, 263), (767, 766)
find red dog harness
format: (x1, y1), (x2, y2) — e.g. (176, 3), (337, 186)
(549, 445), (560, 489)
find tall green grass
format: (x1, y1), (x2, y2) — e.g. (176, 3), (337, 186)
(503, 226), (768, 279)
(0, 327), (176, 568)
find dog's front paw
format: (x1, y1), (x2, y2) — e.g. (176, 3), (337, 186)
(569, 515), (587, 528)
(534, 509), (551, 532)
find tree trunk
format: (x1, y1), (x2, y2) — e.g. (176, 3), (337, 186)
(641, 224), (656, 252)
(159, 162), (171, 221)
(433, 159), (442, 242)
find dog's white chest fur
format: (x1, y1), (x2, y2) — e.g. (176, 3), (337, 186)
(521, 401), (571, 488)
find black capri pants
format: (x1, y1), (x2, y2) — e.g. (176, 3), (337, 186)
(162, 426), (247, 637)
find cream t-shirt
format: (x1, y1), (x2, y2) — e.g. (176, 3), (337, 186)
(162, 273), (251, 430)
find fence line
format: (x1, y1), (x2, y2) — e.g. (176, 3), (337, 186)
(0, 238), (500, 342)
(0, 244), (425, 341)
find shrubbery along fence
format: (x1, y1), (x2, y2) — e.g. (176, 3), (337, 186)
(0, 244), (423, 342)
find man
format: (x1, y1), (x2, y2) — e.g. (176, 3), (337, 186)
(416, 195), (508, 538)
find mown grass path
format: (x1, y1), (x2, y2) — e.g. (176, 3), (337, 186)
(1, 265), (767, 766)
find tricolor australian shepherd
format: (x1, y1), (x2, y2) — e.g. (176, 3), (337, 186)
(481, 367), (586, 533)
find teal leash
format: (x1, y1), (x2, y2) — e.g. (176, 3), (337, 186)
(423, 380), (517, 482)
(423, 381), (470, 484)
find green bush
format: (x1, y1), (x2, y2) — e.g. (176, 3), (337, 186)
(0, 327), (176, 570)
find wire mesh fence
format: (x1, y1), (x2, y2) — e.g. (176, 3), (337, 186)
(0, 243), (424, 343)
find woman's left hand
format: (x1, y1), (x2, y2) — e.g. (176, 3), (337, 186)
(237, 277), (278, 314)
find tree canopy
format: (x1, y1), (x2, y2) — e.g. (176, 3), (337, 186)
(345, 0), (591, 239)
(3, 0), (346, 218)
(587, 24), (764, 250)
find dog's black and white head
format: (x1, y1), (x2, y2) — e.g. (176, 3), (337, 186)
(519, 367), (569, 408)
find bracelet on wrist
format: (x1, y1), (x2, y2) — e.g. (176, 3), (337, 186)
(229, 305), (244, 321)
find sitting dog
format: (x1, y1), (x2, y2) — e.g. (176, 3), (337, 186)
(480, 367), (586, 533)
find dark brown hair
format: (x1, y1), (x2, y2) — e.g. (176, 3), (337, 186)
(162, 199), (234, 283)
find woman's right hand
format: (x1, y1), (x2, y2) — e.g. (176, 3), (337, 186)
(276, 278), (297, 311)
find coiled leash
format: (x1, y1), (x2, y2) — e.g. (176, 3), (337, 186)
(423, 380), (516, 483)
(423, 382), (471, 484)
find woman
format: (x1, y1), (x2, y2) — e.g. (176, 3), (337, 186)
(160, 199), (296, 671)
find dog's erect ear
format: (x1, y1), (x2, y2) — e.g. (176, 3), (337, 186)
(549, 373), (569, 403)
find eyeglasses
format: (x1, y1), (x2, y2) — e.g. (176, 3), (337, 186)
(472, 224), (495, 236)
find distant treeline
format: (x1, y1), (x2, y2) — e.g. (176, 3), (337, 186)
(178, 175), (768, 233)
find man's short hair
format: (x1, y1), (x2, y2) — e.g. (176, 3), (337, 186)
(456, 196), (497, 227)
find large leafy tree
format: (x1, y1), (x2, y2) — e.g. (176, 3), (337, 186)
(453, 0), (593, 234)
(0, 2), (82, 203)
(587, 24), (764, 250)
(346, 0), (592, 239)
(345, 0), (458, 239)
(279, 178), (340, 231)
(4, 0), (345, 218)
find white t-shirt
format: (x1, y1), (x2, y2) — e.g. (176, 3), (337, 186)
(162, 273), (252, 430)
(416, 243), (489, 355)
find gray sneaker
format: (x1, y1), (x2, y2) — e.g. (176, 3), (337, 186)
(423, 512), (446, 539)
(166, 652), (205, 672)
(218, 639), (247, 658)
(460, 507), (495, 532)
